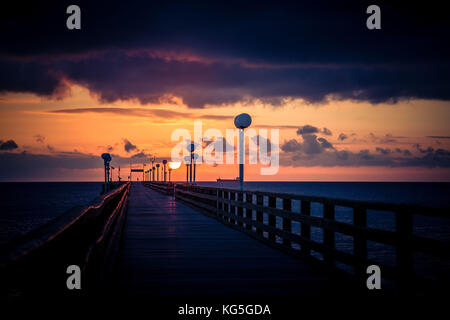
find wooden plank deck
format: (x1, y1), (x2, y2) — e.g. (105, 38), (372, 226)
(118, 183), (348, 296)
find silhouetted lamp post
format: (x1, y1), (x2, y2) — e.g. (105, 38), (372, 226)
(193, 153), (199, 184)
(101, 153), (112, 192)
(162, 160), (168, 182)
(234, 113), (252, 190)
(189, 143), (195, 184)
(151, 156), (156, 181)
(185, 155), (190, 183)
(156, 163), (160, 181)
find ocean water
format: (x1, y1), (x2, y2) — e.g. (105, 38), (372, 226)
(0, 182), (103, 245)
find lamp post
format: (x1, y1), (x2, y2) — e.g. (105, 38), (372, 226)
(162, 159), (168, 182)
(156, 163), (160, 181)
(189, 143), (195, 184)
(151, 156), (156, 181)
(234, 113), (252, 190)
(185, 156), (190, 184)
(101, 153), (112, 192)
(193, 153), (198, 184)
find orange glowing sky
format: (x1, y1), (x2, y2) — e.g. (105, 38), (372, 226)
(1, 83), (449, 181)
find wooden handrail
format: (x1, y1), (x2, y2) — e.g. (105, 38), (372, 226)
(0, 182), (131, 295)
(169, 182), (450, 290)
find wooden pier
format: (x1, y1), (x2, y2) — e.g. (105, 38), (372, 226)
(118, 183), (349, 295)
(1, 181), (449, 298)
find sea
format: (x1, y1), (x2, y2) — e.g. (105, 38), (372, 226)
(1, 181), (449, 277)
(0, 182), (103, 245)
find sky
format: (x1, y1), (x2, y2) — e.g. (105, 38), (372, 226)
(0, 1), (449, 181)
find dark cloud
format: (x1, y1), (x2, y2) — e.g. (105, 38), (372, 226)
(281, 139), (302, 153)
(370, 133), (398, 143)
(131, 152), (151, 159)
(414, 144), (435, 154)
(317, 137), (334, 150)
(281, 145), (450, 168)
(375, 147), (391, 155)
(297, 125), (319, 135)
(427, 136), (450, 139)
(338, 133), (348, 141)
(0, 2), (448, 107)
(123, 139), (137, 153)
(281, 134), (333, 155)
(321, 128), (332, 136)
(395, 148), (412, 156)
(34, 134), (45, 143)
(281, 135), (450, 168)
(0, 140), (18, 151)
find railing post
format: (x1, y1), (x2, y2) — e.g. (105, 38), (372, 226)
(268, 196), (276, 241)
(256, 194), (264, 236)
(301, 200), (311, 255)
(245, 192), (253, 231)
(396, 210), (413, 290)
(230, 191), (236, 225)
(219, 190), (225, 220)
(353, 207), (367, 279)
(237, 192), (244, 227)
(282, 198), (292, 247)
(323, 204), (335, 267)
(215, 189), (219, 217)
(224, 191), (229, 223)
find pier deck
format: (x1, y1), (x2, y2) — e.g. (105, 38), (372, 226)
(118, 183), (347, 295)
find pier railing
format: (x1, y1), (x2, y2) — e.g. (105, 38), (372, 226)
(1, 182), (130, 296)
(144, 181), (174, 195)
(165, 183), (449, 289)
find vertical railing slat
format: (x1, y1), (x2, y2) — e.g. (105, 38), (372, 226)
(323, 204), (335, 267)
(268, 196), (276, 241)
(301, 200), (311, 255)
(396, 210), (413, 289)
(282, 198), (292, 247)
(353, 207), (367, 279)
(245, 192), (253, 231)
(256, 194), (264, 236)
(237, 192), (244, 227)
